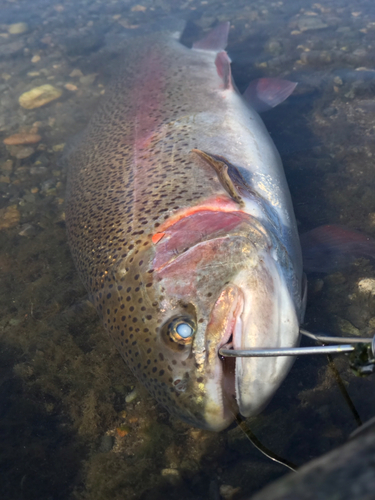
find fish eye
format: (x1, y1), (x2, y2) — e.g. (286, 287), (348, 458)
(168, 317), (196, 345)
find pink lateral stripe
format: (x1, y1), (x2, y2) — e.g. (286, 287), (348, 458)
(133, 50), (165, 151)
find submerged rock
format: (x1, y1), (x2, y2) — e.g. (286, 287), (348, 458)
(7, 23), (28, 35)
(0, 159), (13, 173)
(7, 145), (35, 159)
(3, 133), (41, 145)
(0, 205), (20, 230)
(249, 424), (375, 500)
(357, 278), (375, 296)
(19, 84), (62, 109)
(18, 223), (37, 237)
(0, 39), (24, 58)
(297, 16), (328, 32)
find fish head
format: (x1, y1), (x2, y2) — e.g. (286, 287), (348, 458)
(102, 209), (301, 432)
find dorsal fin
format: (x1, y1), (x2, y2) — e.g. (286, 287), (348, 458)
(243, 78), (297, 113)
(215, 51), (232, 90)
(192, 149), (252, 207)
(192, 22), (230, 51)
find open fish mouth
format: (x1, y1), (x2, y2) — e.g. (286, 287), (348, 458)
(205, 284), (244, 421)
(218, 333), (238, 414)
(219, 297), (246, 417)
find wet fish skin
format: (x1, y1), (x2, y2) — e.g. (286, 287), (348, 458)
(66, 22), (305, 431)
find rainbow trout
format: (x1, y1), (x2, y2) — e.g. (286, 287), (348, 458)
(66, 21), (306, 431)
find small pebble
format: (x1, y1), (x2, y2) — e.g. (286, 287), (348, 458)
(7, 23), (28, 35)
(300, 50), (331, 65)
(30, 166), (48, 175)
(79, 74), (97, 86)
(19, 223), (37, 237)
(9, 318), (21, 326)
(116, 425), (130, 437)
(333, 76), (343, 86)
(358, 278), (375, 295)
(99, 435), (114, 453)
(131, 4), (147, 12)
(161, 469), (181, 485)
(19, 84), (62, 109)
(0, 205), (20, 230)
(64, 83), (78, 91)
(125, 387), (138, 403)
(52, 143), (65, 152)
(1, 159), (13, 172)
(7, 145), (35, 159)
(31, 55), (41, 63)
(297, 16), (328, 32)
(41, 179), (56, 191)
(3, 133), (41, 145)
(23, 193), (35, 203)
(335, 317), (360, 336)
(0, 39), (24, 57)
(69, 69), (84, 78)
(220, 484), (241, 500)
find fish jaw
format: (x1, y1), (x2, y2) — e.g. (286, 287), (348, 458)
(203, 285), (244, 430)
(201, 246), (300, 427)
(231, 251), (300, 417)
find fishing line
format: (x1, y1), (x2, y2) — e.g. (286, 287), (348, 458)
(234, 414), (298, 472)
(220, 327), (375, 469)
(302, 330), (363, 427)
(326, 353), (362, 427)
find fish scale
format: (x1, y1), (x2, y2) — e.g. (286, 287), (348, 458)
(66, 22), (305, 431)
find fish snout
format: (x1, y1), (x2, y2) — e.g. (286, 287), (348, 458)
(232, 254), (300, 417)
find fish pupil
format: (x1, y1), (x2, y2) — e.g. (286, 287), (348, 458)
(176, 323), (193, 338)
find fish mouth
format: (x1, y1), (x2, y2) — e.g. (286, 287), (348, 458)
(209, 254), (300, 426)
(205, 285), (244, 425)
(218, 334), (237, 415)
(219, 294), (244, 418)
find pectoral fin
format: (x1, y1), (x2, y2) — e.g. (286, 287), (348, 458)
(243, 78), (297, 113)
(192, 149), (253, 207)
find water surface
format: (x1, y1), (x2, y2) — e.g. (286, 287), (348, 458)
(1, 0), (375, 498)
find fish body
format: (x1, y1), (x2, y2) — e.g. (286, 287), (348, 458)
(66, 22), (305, 431)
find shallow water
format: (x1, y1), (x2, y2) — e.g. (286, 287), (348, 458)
(1, 0), (375, 498)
